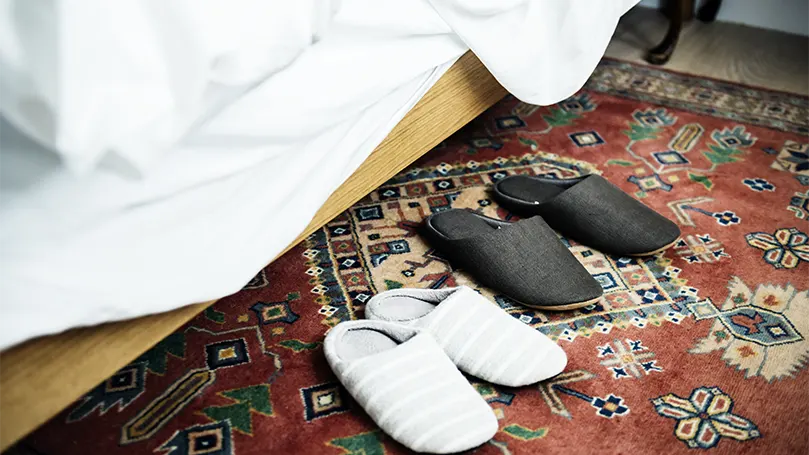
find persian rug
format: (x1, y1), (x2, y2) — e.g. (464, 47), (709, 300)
(18, 60), (809, 455)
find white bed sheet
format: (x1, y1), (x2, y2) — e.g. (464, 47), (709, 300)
(0, 0), (638, 349)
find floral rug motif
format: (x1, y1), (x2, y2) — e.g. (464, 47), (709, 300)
(19, 60), (809, 455)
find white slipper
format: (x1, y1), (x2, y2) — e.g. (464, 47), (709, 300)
(324, 320), (498, 454)
(365, 286), (567, 387)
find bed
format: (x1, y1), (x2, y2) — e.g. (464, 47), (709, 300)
(0, 0), (638, 450)
(0, 51), (507, 452)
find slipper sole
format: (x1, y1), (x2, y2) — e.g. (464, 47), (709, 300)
(517, 294), (603, 312)
(517, 238), (678, 312)
(625, 237), (680, 257)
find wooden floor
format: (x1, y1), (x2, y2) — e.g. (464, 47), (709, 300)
(606, 7), (809, 95)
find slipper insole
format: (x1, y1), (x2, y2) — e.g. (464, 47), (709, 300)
(374, 296), (437, 321)
(498, 176), (566, 204)
(340, 329), (399, 362)
(430, 209), (497, 239)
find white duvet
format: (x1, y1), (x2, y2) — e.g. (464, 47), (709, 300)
(0, 0), (637, 348)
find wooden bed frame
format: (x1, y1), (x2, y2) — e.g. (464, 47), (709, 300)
(0, 51), (507, 451)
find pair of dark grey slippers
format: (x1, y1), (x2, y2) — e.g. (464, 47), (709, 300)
(424, 174), (681, 311)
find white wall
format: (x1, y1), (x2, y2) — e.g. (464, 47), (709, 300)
(639, 0), (809, 36)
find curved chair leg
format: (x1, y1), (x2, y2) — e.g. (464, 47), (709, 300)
(646, 16), (682, 65)
(697, 0), (722, 22)
(646, 0), (690, 65)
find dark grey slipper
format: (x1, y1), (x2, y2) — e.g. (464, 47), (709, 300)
(423, 209), (603, 311)
(493, 174), (681, 256)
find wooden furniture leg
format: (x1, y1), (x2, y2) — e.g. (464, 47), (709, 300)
(697, 0), (723, 22)
(646, 0), (694, 65)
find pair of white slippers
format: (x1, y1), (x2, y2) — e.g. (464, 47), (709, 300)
(324, 286), (567, 454)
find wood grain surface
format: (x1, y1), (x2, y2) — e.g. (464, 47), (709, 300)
(0, 51), (507, 452)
